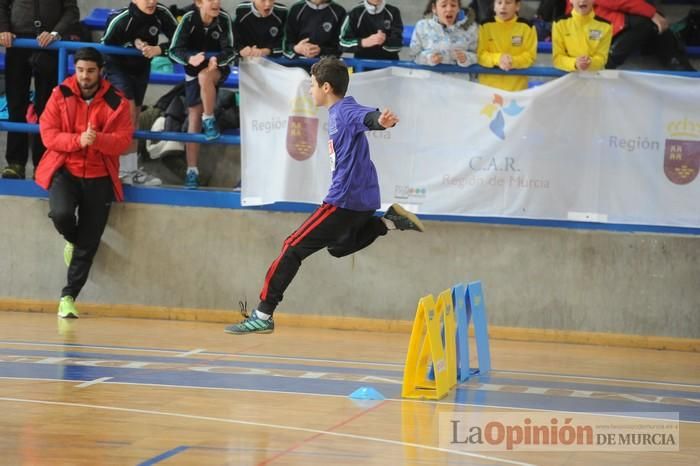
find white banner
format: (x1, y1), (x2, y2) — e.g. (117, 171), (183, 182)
(240, 59), (700, 228)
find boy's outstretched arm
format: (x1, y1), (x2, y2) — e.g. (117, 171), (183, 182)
(364, 108), (399, 130)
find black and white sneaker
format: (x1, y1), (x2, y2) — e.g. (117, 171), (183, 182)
(383, 204), (425, 232)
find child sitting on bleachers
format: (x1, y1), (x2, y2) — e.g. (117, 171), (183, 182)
(232, 0), (288, 58)
(410, 0), (478, 67)
(477, 0), (537, 91)
(101, 0), (179, 186)
(283, 0), (347, 59)
(169, 0), (235, 189)
(339, 0), (404, 60)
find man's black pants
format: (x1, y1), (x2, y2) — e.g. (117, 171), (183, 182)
(48, 169), (113, 299)
(608, 14), (688, 69)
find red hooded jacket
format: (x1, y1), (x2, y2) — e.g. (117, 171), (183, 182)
(566, 0), (657, 36)
(35, 74), (133, 201)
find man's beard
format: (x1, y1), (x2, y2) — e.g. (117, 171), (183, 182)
(80, 80), (99, 98)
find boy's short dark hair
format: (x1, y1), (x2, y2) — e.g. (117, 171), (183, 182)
(310, 57), (349, 97)
(73, 47), (104, 68)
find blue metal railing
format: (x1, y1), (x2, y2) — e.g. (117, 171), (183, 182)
(2, 38), (241, 87)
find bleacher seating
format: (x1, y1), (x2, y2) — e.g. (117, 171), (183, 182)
(82, 7), (117, 30)
(81, 9), (700, 58)
(1, 8), (697, 85)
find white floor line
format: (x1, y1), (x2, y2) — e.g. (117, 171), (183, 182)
(492, 370), (700, 389)
(0, 341), (185, 355)
(0, 341), (401, 367)
(75, 377), (113, 388)
(175, 349), (207, 358)
(1, 376), (698, 425)
(0, 396), (536, 466)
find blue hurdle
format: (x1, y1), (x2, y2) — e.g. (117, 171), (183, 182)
(427, 280), (492, 383)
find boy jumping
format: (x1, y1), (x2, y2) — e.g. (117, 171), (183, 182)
(225, 57), (424, 335)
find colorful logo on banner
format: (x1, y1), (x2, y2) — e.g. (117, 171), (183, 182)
(664, 118), (700, 185)
(480, 94), (524, 140)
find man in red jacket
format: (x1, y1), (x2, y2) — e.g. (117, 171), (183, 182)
(35, 47), (134, 318)
(564, 0), (695, 70)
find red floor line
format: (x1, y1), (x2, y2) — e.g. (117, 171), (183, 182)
(256, 399), (390, 465)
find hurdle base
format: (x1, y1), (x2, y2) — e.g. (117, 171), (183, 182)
(458, 367), (483, 379)
(402, 388), (449, 401)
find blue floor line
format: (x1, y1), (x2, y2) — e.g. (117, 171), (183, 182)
(137, 445), (190, 466)
(1, 347), (698, 399)
(2, 363), (699, 421)
(0, 362), (402, 396)
(0, 347), (402, 378)
(2, 339), (696, 387)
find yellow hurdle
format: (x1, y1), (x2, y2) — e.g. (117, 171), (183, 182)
(402, 292), (455, 400)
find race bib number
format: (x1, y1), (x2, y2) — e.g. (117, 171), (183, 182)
(328, 139), (336, 172)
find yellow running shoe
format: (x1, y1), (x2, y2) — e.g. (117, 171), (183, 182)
(57, 296), (79, 319)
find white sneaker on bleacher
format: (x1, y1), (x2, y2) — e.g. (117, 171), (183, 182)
(120, 168), (162, 186)
(131, 168), (162, 186)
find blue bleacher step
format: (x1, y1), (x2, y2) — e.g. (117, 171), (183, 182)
(348, 386), (385, 400)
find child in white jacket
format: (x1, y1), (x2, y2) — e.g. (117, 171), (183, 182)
(409, 0), (478, 67)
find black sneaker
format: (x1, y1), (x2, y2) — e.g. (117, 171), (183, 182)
(384, 204), (425, 232)
(1, 164), (25, 179)
(224, 313), (275, 334)
(224, 301), (274, 335)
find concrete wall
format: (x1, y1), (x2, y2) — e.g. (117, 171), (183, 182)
(1, 195), (698, 338)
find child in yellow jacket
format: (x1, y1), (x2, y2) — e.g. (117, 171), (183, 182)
(477, 0), (537, 91)
(552, 0), (612, 72)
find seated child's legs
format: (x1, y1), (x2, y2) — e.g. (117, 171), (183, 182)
(185, 71), (223, 141)
(105, 65), (159, 185)
(197, 67), (221, 116)
(186, 104), (203, 164)
(185, 104), (203, 188)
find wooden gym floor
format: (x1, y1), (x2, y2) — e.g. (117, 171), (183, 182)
(0, 311), (698, 465)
